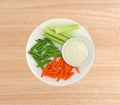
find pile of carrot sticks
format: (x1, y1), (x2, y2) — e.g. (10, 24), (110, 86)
(41, 57), (80, 82)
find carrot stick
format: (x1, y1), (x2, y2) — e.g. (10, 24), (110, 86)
(65, 72), (74, 80)
(65, 64), (71, 72)
(75, 67), (80, 73)
(51, 57), (57, 68)
(45, 69), (58, 77)
(41, 57), (80, 82)
(47, 71), (58, 76)
(57, 68), (64, 81)
(68, 66), (73, 73)
(41, 63), (50, 77)
(64, 64), (68, 76)
(59, 58), (65, 68)
(47, 74), (57, 78)
(56, 57), (62, 68)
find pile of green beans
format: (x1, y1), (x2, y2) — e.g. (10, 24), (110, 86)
(28, 38), (61, 69)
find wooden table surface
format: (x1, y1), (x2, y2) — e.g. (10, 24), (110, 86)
(0, 0), (120, 105)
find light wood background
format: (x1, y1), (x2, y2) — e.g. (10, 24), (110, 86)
(0, 0), (120, 105)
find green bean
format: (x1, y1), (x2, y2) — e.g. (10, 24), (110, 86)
(48, 50), (60, 54)
(36, 44), (44, 50)
(32, 55), (41, 64)
(51, 47), (58, 50)
(28, 37), (62, 69)
(38, 45), (51, 52)
(40, 55), (51, 61)
(47, 47), (59, 52)
(36, 39), (44, 43)
(36, 38), (47, 44)
(44, 38), (54, 46)
(30, 55), (44, 69)
(28, 51), (41, 58)
(41, 51), (48, 57)
(30, 42), (41, 51)
(28, 51), (38, 58)
(45, 45), (51, 49)
(42, 50), (61, 57)
(37, 44), (45, 52)
(37, 60), (51, 69)
(47, 52), (61, 57)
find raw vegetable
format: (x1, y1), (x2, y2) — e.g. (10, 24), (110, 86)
(55, 24), (79, 34)
(41, 57), (80, 81)
(61, 32), (74, 38)
(43, 32), (64, 45)
(75, 67), (80, 73)
(43, 23), (79, 45)
(50, 23), (74, 38)
(44, 27), (68, 41)
(28, 38), (61, 69)
(50, 23), (79, 34)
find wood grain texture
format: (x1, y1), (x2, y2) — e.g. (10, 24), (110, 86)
(0, 0), (120, 105)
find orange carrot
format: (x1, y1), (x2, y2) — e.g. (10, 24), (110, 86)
(59, 60), (63, 67)
(41, 57), (80, 82)
(68, 66), (73, 73)
(64, 64), (69, 76)
(56, 57), (63, 68)
(75, 67), (80, 73)
(41, 63), (50, 77)
(57, 68), (64, 81)
(48, 74), (57, 78)
(51, 57), (57, 68)
(47, 71), (58, 76)
(45, 70), (58, 78)
(66, 63), (71, 72)
(65, 72), (74, 80)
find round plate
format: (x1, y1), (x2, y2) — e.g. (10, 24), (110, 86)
(26, 18), (94, 86)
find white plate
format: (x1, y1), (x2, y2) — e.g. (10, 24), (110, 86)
(26, 18), (94, 86)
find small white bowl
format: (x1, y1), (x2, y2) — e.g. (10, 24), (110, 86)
(62, 37), (92, 67)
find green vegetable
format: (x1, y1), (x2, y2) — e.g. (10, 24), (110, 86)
(30, 43), (41, 51)
(37, 44), (46, 52)
(44, 38), (54, 46)
(32, 55), (42, 66)
(36, 39), (47, 44)
(37, 60), (51, 69)
(44, 27), (68, 41)
(50, 23), (74, 38)
(28, 38), (61, 69)
(48, 49), (60, 53)
(47, 52), (61, 57)
(50, 23), (79, 34)
(28, 51), (41, 58)
(54, 24), (79, 34)
(38, 45), (51, 52)
(61, 32), (74, 38)
(43, 23), (78, 45)
(40, 56), (51, 62)
(50, 23), (56, 30)
(43, 32), (64, 45)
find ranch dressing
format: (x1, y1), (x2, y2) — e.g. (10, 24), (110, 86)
(64, 40), (88, 65)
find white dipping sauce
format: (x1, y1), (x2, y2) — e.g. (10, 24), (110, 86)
(64, 40), (88, 65)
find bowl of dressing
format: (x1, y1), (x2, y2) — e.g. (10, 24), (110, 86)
(62, 37), (92, 67)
